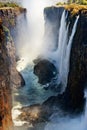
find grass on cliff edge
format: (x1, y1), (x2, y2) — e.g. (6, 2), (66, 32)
(56, 3), (87, 15)
(0, 2), (21, 8)
(65, 4), (87, 15)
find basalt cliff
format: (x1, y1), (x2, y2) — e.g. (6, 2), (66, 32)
(0, 7), (26, 130)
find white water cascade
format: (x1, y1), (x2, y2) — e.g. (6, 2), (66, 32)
(45, 11), (79, 92)
(56, 12), (79, 92)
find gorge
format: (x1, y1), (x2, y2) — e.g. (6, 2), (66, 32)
(0, 0), (87, 130)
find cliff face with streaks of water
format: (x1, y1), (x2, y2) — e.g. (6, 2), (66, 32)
(33, 5), (87, 111)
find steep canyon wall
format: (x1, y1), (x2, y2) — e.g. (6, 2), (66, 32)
(0, 7), (26, 130)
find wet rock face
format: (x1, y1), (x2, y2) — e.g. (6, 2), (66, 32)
(44, 6), (87, 110)
(44, 7), (64, 50)
(34, 59), (57, 85)
(18, 104), (50, 125)
(64, 10), (87, 109)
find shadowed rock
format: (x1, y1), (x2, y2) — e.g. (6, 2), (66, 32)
(34, 59), (57, 85)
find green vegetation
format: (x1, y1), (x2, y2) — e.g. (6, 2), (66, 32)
(3, 26), (12, 42)
(0, 2), (21, 8)
(65, 3), (87, 15)
(56, 0), (87, 5)
(56, 2), (87, 16)
(56, 2), (67, 5)
(68, 0), (87, 5)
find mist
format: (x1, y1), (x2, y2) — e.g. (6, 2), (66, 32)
(15, 0), (68, 67)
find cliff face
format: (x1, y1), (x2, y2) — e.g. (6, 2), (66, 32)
(44, 7), (64, 50)
(0, 8), (26, 130)
(44, 5), (87, 109)
(64, 8), (87, 109)
(0, 20), (13, 130)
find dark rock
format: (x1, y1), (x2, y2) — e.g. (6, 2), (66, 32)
(34, 59), (57, 85)
(16, 55), (20, 62)
(63, 9), (87, 109)
(17, 93), (85, 127)
(18, 72), (25, 86)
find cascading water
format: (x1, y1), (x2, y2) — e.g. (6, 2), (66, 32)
(44, 11), (79, 92)
(12, 0), (87, 130)
(55, 10), (69, 91)
(56, 13), (79, 92)
(64, 15), (79, 87)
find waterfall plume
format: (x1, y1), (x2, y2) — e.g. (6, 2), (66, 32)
(56, 13), (79, 92)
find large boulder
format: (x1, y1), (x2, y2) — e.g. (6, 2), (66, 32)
(34, 59), (57, 85)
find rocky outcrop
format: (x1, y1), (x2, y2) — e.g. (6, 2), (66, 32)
(34, 59), (57, 85)
(4, 26), (25, 88)
(0, 8), (26, 88)
(0, 7), (26, 130)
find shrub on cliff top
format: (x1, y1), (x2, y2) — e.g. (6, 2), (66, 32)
(0, 2), (21, 8)
(68, 0), (87, 5)
(65, 4), (87, 15)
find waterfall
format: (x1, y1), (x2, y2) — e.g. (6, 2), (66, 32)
(12, 1), (82, 129)
(56, 10), (68, 89)
(56, 12), (79, 92)
(64, 15), (79, 86)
